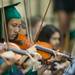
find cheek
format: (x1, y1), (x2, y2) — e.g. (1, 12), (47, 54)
(50, 39), (58, 46)
(8, 26), (14, 34)
(8, 25), (12, 31)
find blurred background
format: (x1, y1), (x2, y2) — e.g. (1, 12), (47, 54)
(15, 0), (75, 30)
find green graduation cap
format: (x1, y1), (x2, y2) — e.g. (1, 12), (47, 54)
(0, 2), (21, 23)
(0, 2), (21, 42)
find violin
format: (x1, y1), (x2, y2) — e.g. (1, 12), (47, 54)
(36, 41), (53, 59)
(13, 34), (31, 50)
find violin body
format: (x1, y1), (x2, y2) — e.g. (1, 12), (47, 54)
(14, 34), (31, 50)
(36, 41), (53, 59)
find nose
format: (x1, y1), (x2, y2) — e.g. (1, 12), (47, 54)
(14, 27), (20, 33)
(56, 40), (60, 45)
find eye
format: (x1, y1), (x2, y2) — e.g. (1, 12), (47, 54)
(18, 25), (21, 28)
(21, 24), (26, 29)
(11, 24), (17, 27)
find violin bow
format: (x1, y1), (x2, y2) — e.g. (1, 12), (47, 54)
(1, 0), (9, 50)
(34, 0), (52, 42)
(19, 0), (52, 64)
(23, 0), (30, 41)
(27, 0), (33, 44)
(17, 0), (38, 64)
(23, 0), (33, 44)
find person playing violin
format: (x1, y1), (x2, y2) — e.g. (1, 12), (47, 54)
(53, 0), (75, 53)
(37, 24), (70, 75)
(0, 2), (32, 75)
(0, 3), (31, 50)
(28, 24), (70, 75)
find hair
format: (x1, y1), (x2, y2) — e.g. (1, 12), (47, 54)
(37, 24), (61, 43)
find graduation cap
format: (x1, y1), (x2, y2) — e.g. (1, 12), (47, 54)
(0, 0), (22, 8)
(0, 2), (21, 42)
(0, 2), (21, 23)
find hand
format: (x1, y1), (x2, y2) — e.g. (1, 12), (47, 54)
(0, 43), (5, 53)
(34, 53), (42, 60)
(54, 62), (63, 70)
(55, 53), (62, 61)
(0, 43), (5, 51)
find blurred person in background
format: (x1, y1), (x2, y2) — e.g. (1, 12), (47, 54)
(53, 0), (75, 54)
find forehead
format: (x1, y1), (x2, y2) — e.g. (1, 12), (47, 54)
(8, 19), (21, 26)
(51, 32), (60, 38)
